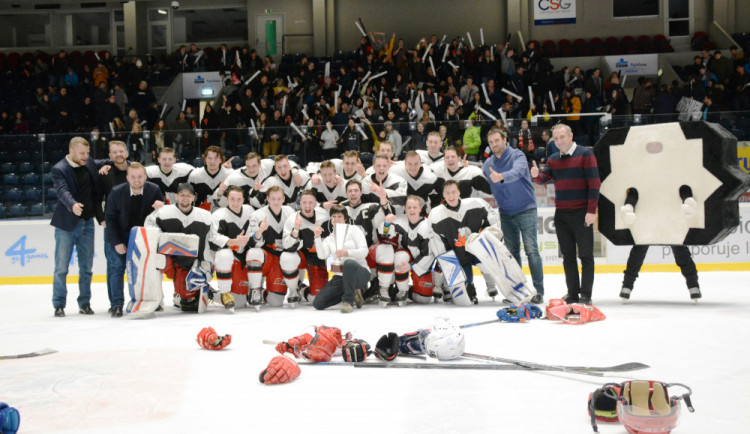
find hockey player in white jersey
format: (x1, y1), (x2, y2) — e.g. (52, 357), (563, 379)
(309, 160), (347, 210)
(429, 180), (536, 305)
(145, 147), (193, 204)
(245, 185), (297, 310)
(362, 154), (407, 211)
(187, 145), (234, 212)
(280, 189), (330, 305)
(144, 182), (221, 312)
(257, 155), (310, 210)
(416, 131), (446, 171)
(389, 151), (443, 212)
(210, 186), (255, 309)
(432, 146), (492, 198)
(223, 152), (274, 209)
(378, 195), (437, 305)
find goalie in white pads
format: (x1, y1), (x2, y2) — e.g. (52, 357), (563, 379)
(143, 183), (221, 312)
(280, 189), (330, 305)
(378, 195), (436, 305)
(245, 185), (297, 310)
(210, 186), (255, 309)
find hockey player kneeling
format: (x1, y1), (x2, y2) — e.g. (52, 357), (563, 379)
(429, 180), (535, 305)
(143, 183), (221, 313)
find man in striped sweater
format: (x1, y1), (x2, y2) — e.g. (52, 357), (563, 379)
(531, 123), (600, 304)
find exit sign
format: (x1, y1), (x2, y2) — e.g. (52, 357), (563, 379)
(265, 9), (272, 14)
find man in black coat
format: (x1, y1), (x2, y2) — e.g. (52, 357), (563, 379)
(104, 162), (164, 317)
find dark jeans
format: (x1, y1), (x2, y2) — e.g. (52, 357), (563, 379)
(313, 260), (370, 310)
(104, 234), (127, 308)
(622, 245), (698, 289)
(554, 208), (594, 298)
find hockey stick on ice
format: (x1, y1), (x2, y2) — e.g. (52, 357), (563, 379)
(262, 339), (427, 360)
(462, 352), (649, 373)
(0, 348), (57, 360)
(305, 361), (603, 375)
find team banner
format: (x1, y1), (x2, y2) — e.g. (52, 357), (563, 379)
(534, 0), (576, 25)
(604, 54), (659, 76)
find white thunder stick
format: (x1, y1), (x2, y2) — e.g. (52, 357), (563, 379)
(482, 83), (490, 103)
(501, 88), (523, 101)
(480, 28), (485, 46)
(325, 62), (330, 78)
(478, 105), (498, 120)
(367, 71), (387, 83)
(528, 86), (534, 107)
(290, 122), (306, 139)
(182, 99), (186, 112)
(466, 32), (474, 49)
(422, 43), (432, 62)
(379, 89), (383, 107)
(159, 104), (168, 118)
(442, 44), (450, 62)
(350, 79), (358, 97)
(250, 118), (258, 137)
(549, 91), (556, 111)
(355, 21), (366, 37)
(244, 70), (261, 86)
(235, 50), (241, 68)
(429, 57), (436, 77)
(251, 102), (261, 115)
(302, 105), (309, 120)
(281, 95), (287, 114)
(448, 60), (459, 70)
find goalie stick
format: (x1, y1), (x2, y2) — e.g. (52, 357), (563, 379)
(0, 348), (57, 360)
(461, 352), (649, 373)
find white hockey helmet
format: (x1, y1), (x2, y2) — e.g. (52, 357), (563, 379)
(422, 318), (465, 361)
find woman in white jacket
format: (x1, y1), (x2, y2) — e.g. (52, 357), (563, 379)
(312, 205), (370, 313)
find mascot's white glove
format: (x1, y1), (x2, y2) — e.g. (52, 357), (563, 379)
(681, 197), (697, 218)
(620, 204), (636, 226)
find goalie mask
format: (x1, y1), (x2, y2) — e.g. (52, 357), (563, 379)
(422, 318), (465, 361)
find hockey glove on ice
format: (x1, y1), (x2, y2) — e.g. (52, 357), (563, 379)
(259, 355), (301, 385)
(301, 326), (343, 363)
(374, 332), (400, 361)
(196, 327), (232, 350)
(341, 339), (371, 362)
(275, 333), (313, 357)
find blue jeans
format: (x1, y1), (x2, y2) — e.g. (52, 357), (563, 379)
(104, 231), (127, 308)
(500, 208), (545, 295)
(53, 219), (95, 308)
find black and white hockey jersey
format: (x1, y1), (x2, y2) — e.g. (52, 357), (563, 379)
(188, 166), (234, 212)
(144, 204), (217, 271)
(379, 215), (435, 276)
(223, 160), (274, 209)
(247, 205), (296, 256)
(428, 198), (499, 266)
(388, 165), (443, 212)
(146, 162), (193, 204)
(416, 150), (444, 170)
(311, 180), (347, 205)
(209, 204), (254, 262)
(342, 200), (393, 247)
(281, 207), (330, 266)
(260, 168), (310, 210)
(362, 173), (408, 209)
(432, 163), (492, 199)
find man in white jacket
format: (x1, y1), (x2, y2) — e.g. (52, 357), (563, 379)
(312, 205), (370, 313)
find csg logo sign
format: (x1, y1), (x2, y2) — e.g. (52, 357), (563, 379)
(538, 0), (572, 10)
(5, 235), (48, 267)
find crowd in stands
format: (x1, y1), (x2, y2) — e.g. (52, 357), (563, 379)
(1, 30), (750, 166)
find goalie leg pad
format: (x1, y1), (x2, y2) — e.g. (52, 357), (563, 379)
(450, 282), (473, 306)
(126, 226), (166, 314)
(466, 230), (536, 304)
(435, 251), (467, 286)
(214, 249), (234, 294)
(245, 248), (265, 289)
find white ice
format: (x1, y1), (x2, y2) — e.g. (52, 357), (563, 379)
(1, 271), (749, 434)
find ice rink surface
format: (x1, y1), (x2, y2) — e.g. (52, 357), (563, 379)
(1, 270), (749, 434)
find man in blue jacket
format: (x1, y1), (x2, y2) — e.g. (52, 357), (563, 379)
(50, 137), (111, 317)
(104, 162), (164, 317)
(482, 127), (544, 304)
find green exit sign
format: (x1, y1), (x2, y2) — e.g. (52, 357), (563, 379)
(265, 9), (272, 14)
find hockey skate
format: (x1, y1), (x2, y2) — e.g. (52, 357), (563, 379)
(486, 286), (498, 301)
(286, 288), (301, 308)
(620, 287), (632, 302)
(378, 287), (390, 308)
(395, 292), (408, 307)
(688, 287), (701, 302)
(220, 292), (235, 313)
(248, 288), (263, 312)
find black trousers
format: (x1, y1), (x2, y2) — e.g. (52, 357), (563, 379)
(554, 208), (594, 298)
(622, 245), (699, 289)
(312, 259), (370, 310)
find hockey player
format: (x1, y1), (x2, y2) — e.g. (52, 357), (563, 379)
(389, 151), (443, 212)
(210, 185), (255, 309)
(417, 131), (446, 170)
(310, 160), (347, 210)
(258, 155), (310, 210)
(362, 154), (407, 210)
(432, 146), (492, 198)
(145, 147), (193, 204)
(245, 185), (297, 309)
(428, 180), (501, 305)
(312, 205), (371, 313)
(223, 152), (274, 209)
(341, 150), (367, 181)
(144, 182), (219, 311)
(378, 195), (436, 305)
(280, 189), (330, 305)
(187, 145), (234, 211)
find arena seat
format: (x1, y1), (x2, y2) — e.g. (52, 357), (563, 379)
(17, 161), (33, 174)
(7, 203), (25, 218)
(0, 203), (5, 218)
(46, 187), (57, 201)
(28, 202), (45, 216)
(2, 173), (19, 186)
(20, 173), (40, 186)
(1, 162), (14, 174)
(23, 186), (42, 203)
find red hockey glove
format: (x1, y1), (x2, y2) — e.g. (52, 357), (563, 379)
(196, 327), (232, 350)
(301, 326), (343, 363)
(275, 333), (314, 357)
(341, 339), (371, 362)
(259, 355), (301, 385)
